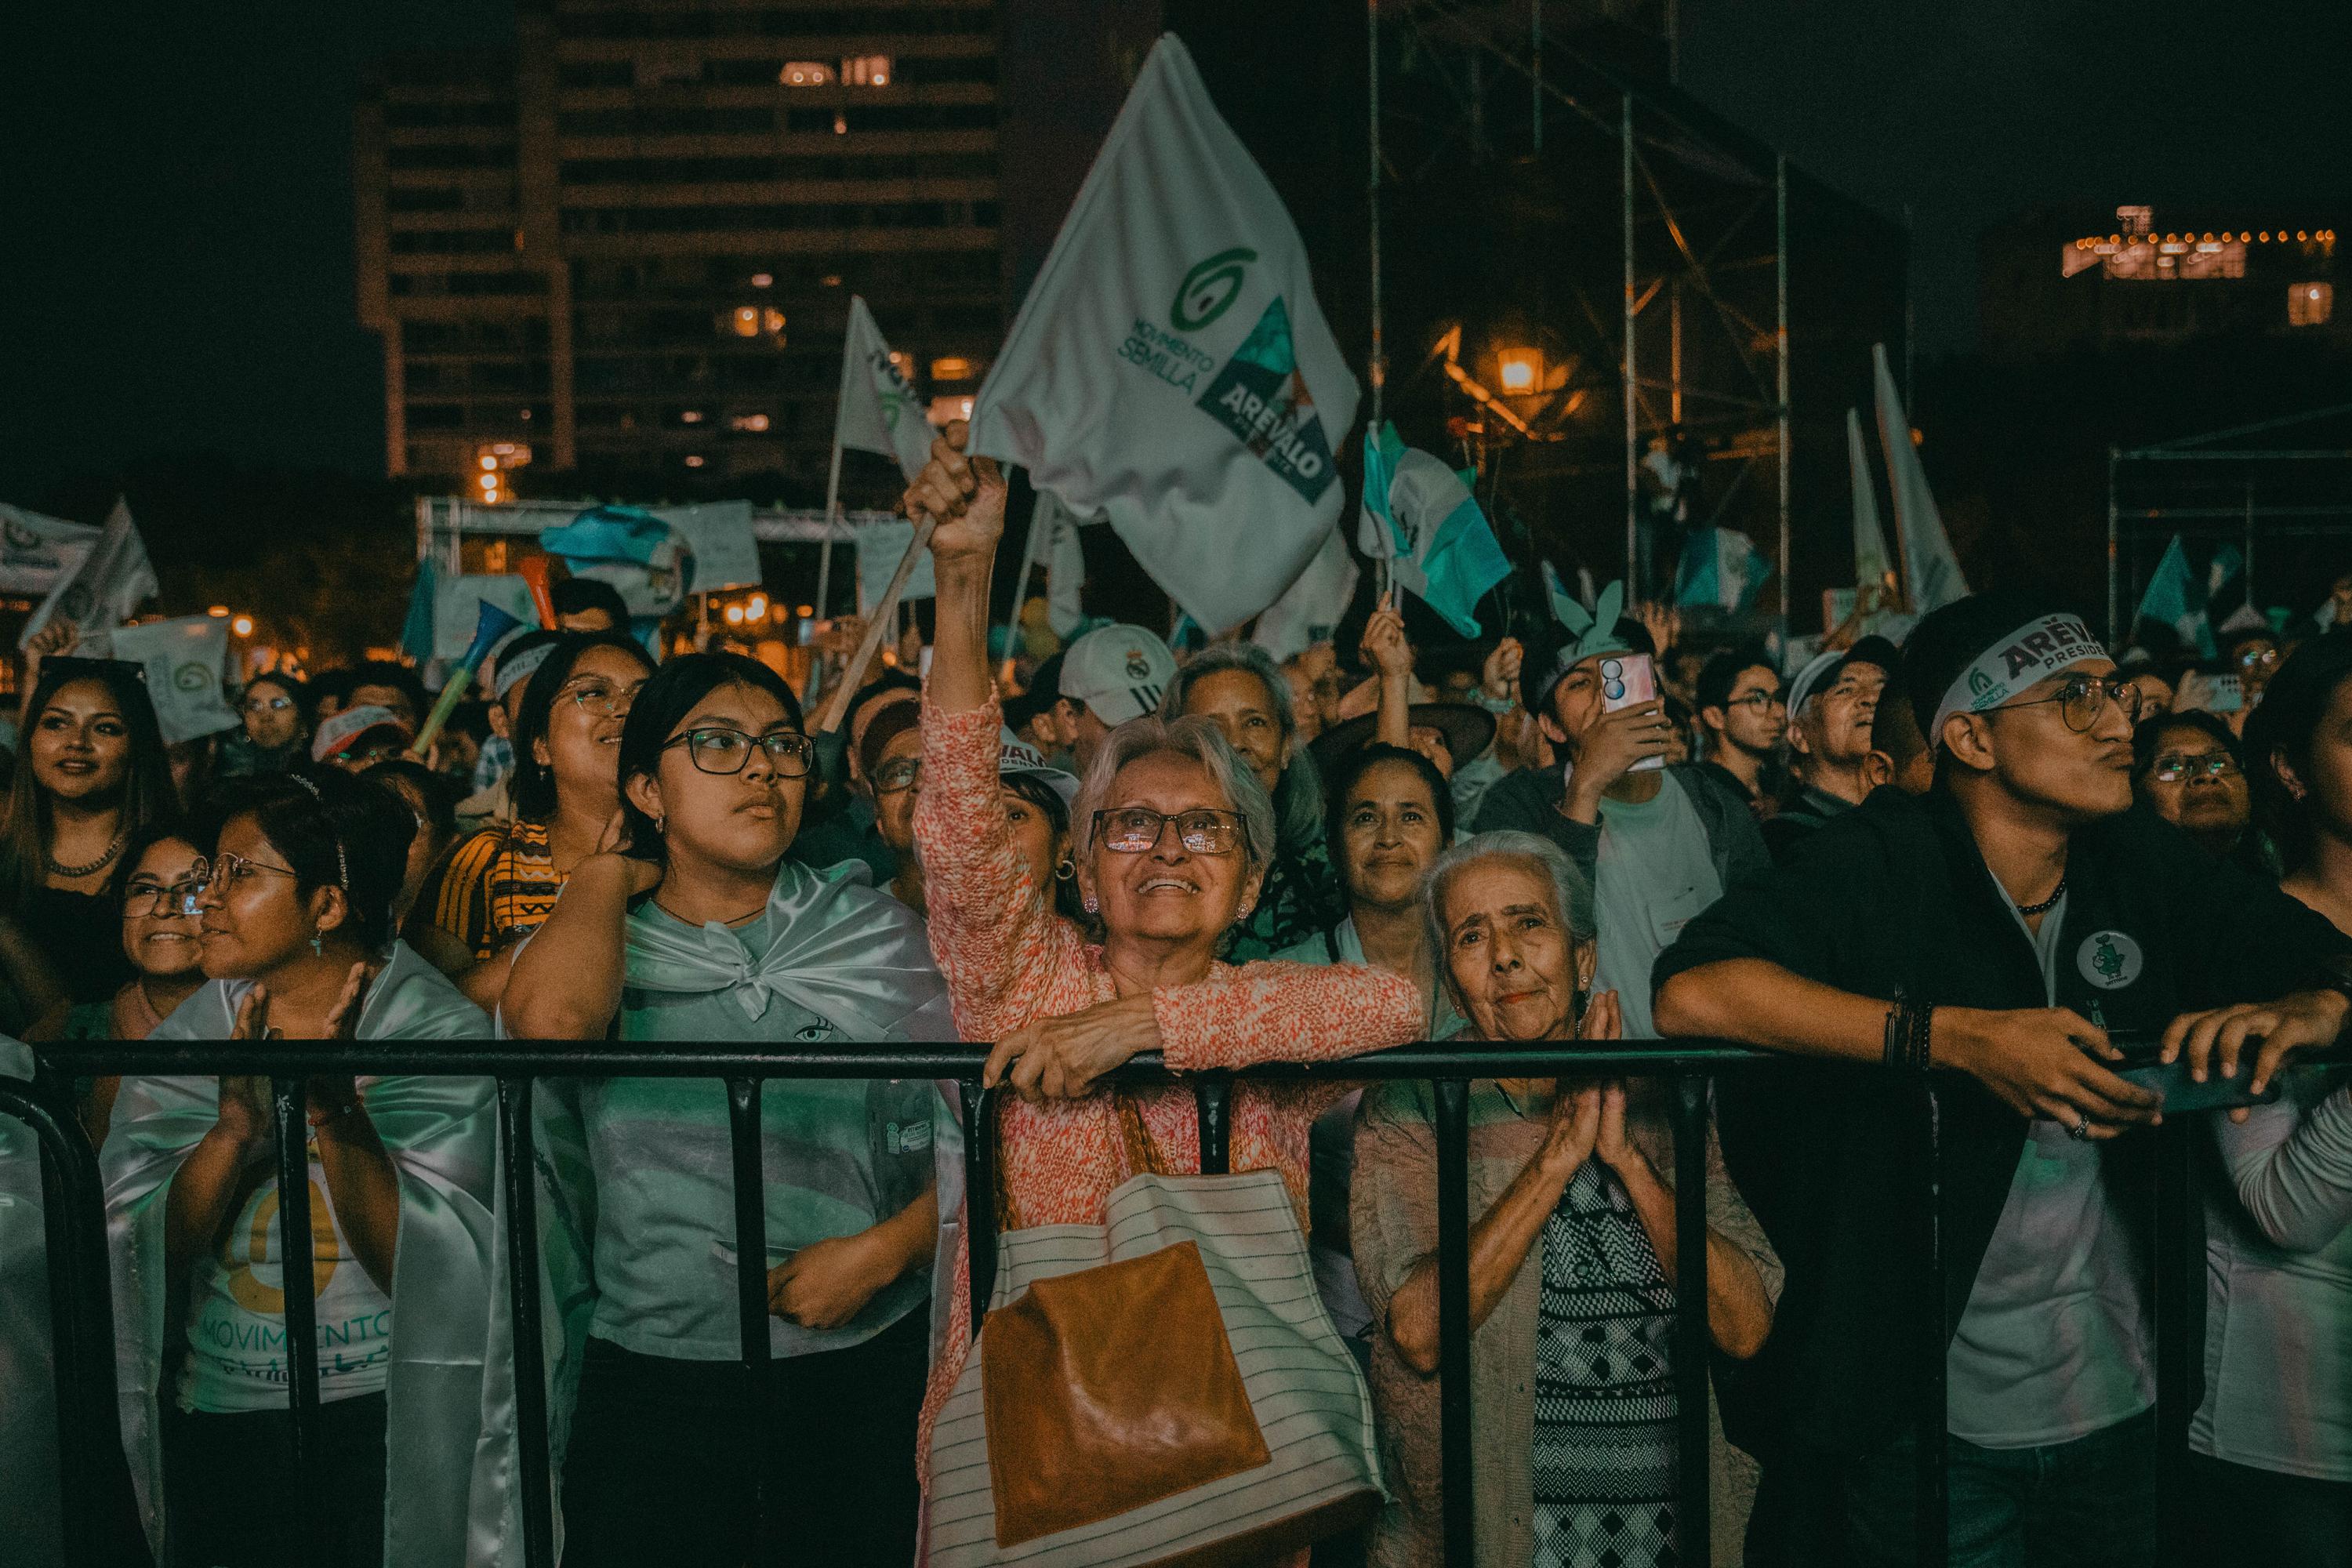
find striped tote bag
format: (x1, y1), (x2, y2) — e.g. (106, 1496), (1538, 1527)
(924, 1157), (1384, 1566)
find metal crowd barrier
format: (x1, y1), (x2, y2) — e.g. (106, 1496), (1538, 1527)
(0, 1035), (2235, 1568)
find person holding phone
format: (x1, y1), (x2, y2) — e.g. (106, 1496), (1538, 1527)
(1653, 593), (2352, 1567)
(1471, 582), (1767, 1040)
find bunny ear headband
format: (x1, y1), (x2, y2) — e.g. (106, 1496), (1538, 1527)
(1541, 566), (1635, 663)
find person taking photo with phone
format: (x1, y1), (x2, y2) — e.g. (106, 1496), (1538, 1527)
(1471, 583), (1767, 1039)
(1653, 592), (2352, 1567)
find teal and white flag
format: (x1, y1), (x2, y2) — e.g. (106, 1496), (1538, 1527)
(1848, 407), (1896, 595)
(968, 34), (1358, 634)
(1675, 525), (1773, 614)
(1378, 445), (1512, 637)
(20, 497), (155, 652)
(2132, 534), (2242, 658)
(110, 615), (241, 744)
(1872, 344), (1967, 614)
(836, 295), (937, 481)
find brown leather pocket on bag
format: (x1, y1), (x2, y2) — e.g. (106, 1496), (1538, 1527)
(982, 1240), (1271, 1548)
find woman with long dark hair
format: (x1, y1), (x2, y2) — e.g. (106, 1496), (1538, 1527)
(101, 770), (494, 1568)
(2191, 633), (2352, 1563)
(490, 652), (952, 1568)
(1, 657), (175, 1004)
(413, 631), (653, 1007)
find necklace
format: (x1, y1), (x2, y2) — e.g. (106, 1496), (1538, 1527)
(49, 826), (129, 880)
(2014, 877), (2067, 918)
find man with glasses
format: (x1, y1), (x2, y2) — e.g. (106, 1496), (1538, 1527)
(1693, 648), (1788, 812)
(1764, 637), (1897, 864)
(1656, 592), (2352, 1567)
(857, 699), (927, 912)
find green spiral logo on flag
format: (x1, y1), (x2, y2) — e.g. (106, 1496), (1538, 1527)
(1171, 248), (1257, 332)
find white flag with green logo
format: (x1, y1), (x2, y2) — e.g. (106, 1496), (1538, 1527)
(836, 295), (938, 481)
(20, 497), (158, 652)
(111, 615), (239, 744)
(967, 34), (1359, 634)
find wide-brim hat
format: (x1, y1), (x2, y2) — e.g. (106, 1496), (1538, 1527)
(1308, 702), (1497, 779)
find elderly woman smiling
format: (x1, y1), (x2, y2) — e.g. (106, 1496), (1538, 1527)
(1351, 831), (1779, 1568)
(902, 429), (1425, 1511)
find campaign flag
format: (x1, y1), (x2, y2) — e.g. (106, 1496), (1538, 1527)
(968, 34), (1359, 635)
(662, 501), (762, 593)
(854, 519), (938, 615)
(401, 557), (441, 664)
(1357, 423), (1407, 561)
(1252, 524), (1360, 662)
(0, 504), (100, 597)
(2132, 534), (2243, 659)
(111, 615), (240, 744)
(1381, 448), (1512, 637)
(1675, 525), (1773, 614)
(430, 575), (539, 662)
(836, 296), (938, 481)
(21, 498), (156, 651)
(1848, 407), (1896, 595)
(1872, 344), (1968, 614)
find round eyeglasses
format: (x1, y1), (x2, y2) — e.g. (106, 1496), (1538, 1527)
(561, 679), (643, 719)
(872, 757), (922, 795)
(662, 728), (815, 777)
(1998, 674), (2143, 734)
(188, 851), (302, 894)
(123, 877), (204, 919)
(2148, 751), (2241, 783)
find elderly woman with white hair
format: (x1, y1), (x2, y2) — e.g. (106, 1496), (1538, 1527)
(1161, 641), (1343, 958)
(1351, 830), (1780, 1568)
(902, 430), (1427, 1518)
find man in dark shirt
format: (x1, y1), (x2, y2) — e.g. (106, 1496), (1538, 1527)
(1762, 636), (1896, 863)
(1654, 591), (2352, 1566)
(1693, 647), (1786, 811)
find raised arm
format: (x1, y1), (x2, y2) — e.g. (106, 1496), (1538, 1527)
(2213, 1079), (2352, 1254)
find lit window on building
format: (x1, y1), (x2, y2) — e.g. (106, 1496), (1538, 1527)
(930, 355), (975, 382)
(763, 307), (786, 336)
(929, 394), (975, 425)
(729, 307), (760, 338)
(684, 455), (707, 469)
(780, 61), (833, 87)
(2289, 281), (2334, 326)
(731, 413), (771, 433)
(750, 272), (773, 289)
(681, 409), (705, 424)
(844, 55), (892, 87)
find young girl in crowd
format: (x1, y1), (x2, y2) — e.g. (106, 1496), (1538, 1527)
(1, 657), (176, 1005)
(2192, 633), (2352, 1563)
(416, 631), (654, 1010)
(101, 770), (495, 1568)
(492, 652), (953, 1568)
(61, 822), (210, 1138)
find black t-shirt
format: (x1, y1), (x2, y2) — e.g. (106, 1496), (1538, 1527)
(1652, 786), (2349, 1453)
(27, 884), (133, 1008)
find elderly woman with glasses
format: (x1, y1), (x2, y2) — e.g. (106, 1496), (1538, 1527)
(2131, 709), (2257, 864)
(495, 652), (953, 1568)
(1352, 830), (1779, 1568)
(100, 771), (495, 1568)
(902, 432), (1425, 1530)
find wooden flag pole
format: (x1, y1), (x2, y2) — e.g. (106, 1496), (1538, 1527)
(813, 435), (844, 622)
(816, 517), (935, 734)
(999, 493), (1047, 689)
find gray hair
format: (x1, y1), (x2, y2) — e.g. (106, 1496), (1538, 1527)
(1161, 642), (1324, 854)
(1422, 830), (1598, 971)
(1071, 713), (1279, 872)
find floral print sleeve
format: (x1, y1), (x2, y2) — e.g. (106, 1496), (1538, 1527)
(913, 693), (1091, 1040)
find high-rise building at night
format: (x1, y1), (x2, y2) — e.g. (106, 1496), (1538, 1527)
(355, 2), (1001, 500)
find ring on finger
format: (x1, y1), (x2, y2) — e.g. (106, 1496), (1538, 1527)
(2066, 1113), (2092, 1140)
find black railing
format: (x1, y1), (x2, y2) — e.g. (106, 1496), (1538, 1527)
(0, 1036), (2234, 1568)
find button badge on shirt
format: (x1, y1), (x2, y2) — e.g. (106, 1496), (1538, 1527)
(2076, 931), (2143, 990)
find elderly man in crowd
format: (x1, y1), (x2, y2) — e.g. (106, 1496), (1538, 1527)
(1353, 830), (1778, 1568)
(1762, 636), (1894, 862)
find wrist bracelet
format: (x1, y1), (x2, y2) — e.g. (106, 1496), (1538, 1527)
(1882, 993), (1933, 1074)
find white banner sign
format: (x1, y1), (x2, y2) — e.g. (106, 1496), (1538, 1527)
(111, 615), (240, 744)
(854, 519), (938, 615)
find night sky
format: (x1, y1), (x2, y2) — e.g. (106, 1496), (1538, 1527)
(3, 0), (2345, 506)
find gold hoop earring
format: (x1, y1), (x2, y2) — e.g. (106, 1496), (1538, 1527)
(1054, 859), (1076, 882)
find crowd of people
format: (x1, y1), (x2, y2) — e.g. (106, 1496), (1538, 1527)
(3, 430), (2351, 1568)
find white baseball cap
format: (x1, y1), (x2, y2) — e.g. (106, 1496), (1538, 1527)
(1059, 623), (1175, 726)
(997, 727), (1080, 806)
(311, 705), (412, 764)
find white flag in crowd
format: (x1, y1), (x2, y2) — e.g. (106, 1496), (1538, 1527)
(111, 615), (239, 744)
(20, 498), (157, 652)
(1029, 489), (1095, 639)
(1252, 524), (1359, 663)
(836, 296), (938, 481)
(854, 518), (938, 615)
(1847, 407), (1895, 593)
(0, 504), (100, 597)
(1871, 343), (1968, 614)
(969, 34), (1359, 634)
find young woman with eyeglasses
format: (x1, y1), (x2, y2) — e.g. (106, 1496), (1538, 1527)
(0, 657), (176, 1007)
(414, 632), (654, 1010)
(490, 652), (953, 1568)
(221, 672), (311, 778)
(56, 822), (209, 1137)
(902, 429), (1423, 1537)
(100, 770), (494, 1568)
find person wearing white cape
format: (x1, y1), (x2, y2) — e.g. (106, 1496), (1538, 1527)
(486, 652), (953, 1568)
(101, 771), (495, 1568)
